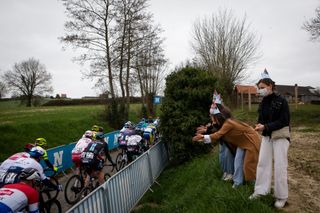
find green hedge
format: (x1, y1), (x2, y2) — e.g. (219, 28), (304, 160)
(160, 66), (223, 163)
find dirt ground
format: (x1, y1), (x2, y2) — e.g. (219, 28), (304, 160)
(281, 130), (320, 213)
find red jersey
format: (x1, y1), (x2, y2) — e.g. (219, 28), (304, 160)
(0, 182), (39, 213)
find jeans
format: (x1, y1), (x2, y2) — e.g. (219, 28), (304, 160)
(219, 142), (234, 174)
(233, 148), (245, 185)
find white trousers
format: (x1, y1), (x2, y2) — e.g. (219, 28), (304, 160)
(254, 136), (290, 199)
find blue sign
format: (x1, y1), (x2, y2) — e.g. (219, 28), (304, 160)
(153, 96), (161, 104)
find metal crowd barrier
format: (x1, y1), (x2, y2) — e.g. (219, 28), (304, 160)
(67, 141), (169, 213)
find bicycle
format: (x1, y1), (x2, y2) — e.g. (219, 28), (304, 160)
(30, 173), (62, 213)
(40, 168), (60, 202)
(64, 163), (113, 204)
(115, 146), (128, 171)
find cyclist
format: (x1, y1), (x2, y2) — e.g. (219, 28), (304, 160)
(143, 118), (157, 147)
(81, 132), (114, 186)
(72, 130), (93, 171)
(0, 147), (61, 191)
(34, 138), (58, 173)
(0, 168), (41, 213)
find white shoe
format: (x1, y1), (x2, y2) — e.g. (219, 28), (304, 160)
(274, 199), (287, 208)
(221, 172), (227, 180)
(248, 193), (261, 200)
(223, 174), (233, 181)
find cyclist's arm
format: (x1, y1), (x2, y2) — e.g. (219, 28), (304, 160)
(43, 150), (58, 172)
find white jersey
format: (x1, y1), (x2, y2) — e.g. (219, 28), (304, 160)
(72, 138), (92, 154)
(0, 152), (30, 172)
(0, 155), (46, 181)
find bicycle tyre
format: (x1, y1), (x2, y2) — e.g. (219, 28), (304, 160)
(116, 153), (125, 171)
(45, 199), (62, 213)
(64, 174), (84, 205)
(42, 176), (59, 202)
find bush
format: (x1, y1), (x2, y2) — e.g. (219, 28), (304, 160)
(160, 66), (222, 163)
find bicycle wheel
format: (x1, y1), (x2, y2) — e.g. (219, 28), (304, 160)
(42, 176), (59, 202)
(64, 174), (84, 205)
(45, 199), (62, 213)
(116, 153), (124, 171)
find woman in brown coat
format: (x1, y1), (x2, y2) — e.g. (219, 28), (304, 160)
(193, 106), (261, 181)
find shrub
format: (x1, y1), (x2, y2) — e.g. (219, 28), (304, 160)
(160, 66), (222, 163)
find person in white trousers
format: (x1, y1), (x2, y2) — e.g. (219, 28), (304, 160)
(249, 70), (291, 209)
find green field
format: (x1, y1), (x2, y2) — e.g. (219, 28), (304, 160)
(233, 104), (320, 131)
(0, 102), (143, 161)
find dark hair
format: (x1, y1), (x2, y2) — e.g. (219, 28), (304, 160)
(257, 78), (276, 91)
(217, 104), (232, 119)
(213, 113), (227, 129)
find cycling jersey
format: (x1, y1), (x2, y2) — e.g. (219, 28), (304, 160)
(0, 156), (46, 181)
(0, 182), (39, 213)
(0, 152), (30, 172)
(72, 137), (92, 167)
(143, 124), (156, 144)
(81, 141), (108, 171)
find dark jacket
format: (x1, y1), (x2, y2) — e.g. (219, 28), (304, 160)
(258, 92), (290, 137)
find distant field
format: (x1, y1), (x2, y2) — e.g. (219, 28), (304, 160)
(0, 102), (143, 161)
(233, 104), (320, 131)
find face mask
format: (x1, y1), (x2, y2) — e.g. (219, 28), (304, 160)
(209, 108), (215, 115)
(258, 88), (269, 97)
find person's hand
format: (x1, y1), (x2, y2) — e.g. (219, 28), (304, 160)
(192, 134), (204, 142)
(255, 123), (265, 131)
(196, 126), (207, 134)
(53, 166), (58, 173)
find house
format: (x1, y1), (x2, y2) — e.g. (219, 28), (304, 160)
(276, 85), (320, 103)
(235, 84), (320, 104)
(234, 85), (259, 105)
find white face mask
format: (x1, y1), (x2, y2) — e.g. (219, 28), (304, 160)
(209, 108), (215, 115)
(258, 88), (269, 97)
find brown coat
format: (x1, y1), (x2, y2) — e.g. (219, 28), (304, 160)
(209, 119), (261, 181)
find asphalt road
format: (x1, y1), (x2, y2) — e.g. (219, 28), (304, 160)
(55, 150), (120, 213)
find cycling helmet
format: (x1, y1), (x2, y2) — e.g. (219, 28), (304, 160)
(19, 168), (41, 181)
(95, 132), (105, 140)
(124, 121), (133, 128)
(24, 143), (35, 152)
(35, 138), (47, 147)
(91, 125), (99, 132)
(84, 130), (93, 139)
(98, 126), (104, 133)
(29, 146), (45, 158)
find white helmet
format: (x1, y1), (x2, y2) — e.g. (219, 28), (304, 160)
(84, 130), (93, 139)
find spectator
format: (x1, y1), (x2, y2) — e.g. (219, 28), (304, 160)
(193, 103), (261, 183)
(249, 70), (290, 209)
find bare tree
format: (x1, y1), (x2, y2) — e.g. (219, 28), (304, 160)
(0, 81), (7, 99)
(61, 0), (167, 121)
(3, 58), (53, 106)
(191, 10), (260, 100)
(60, 0), (117, 99)
(303, 6), (320, 41)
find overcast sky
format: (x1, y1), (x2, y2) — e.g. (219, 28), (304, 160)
(0, 0), (319, 98)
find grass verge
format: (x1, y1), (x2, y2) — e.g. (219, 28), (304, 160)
(133, 148), (276, 213)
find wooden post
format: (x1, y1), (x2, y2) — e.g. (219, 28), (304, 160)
(241, 92), (244, 111)
(248, 88), (251, 111)
(295, 84), (298, 109)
